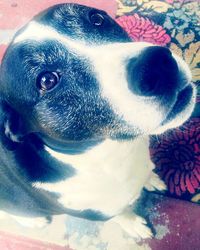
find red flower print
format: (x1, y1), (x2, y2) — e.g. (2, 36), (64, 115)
(150, 118), (200, 197)
(116, 14), (171, 46)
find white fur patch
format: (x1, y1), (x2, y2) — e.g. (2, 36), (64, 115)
(34, 137), (153, 217)
(14, 21), (88, 53)
(112, 210), (153, 239)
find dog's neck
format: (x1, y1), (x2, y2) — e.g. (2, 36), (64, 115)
(45, 137), (151, 174)
(38, 136), (153, 216)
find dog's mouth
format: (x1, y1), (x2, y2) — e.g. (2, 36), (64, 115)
(163, 85), (193, 124)
(154, 83), (196, 134)
(39, 135), (104, 155)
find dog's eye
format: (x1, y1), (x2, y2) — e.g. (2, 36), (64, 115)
(89, 12), (104, 26)
(37, 71), (60, 91)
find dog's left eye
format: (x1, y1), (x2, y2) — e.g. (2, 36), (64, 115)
(89, 12), (104, 26)
(37, 71), (60, 91)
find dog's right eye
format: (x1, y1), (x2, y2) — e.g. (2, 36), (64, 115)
(36, 71), (60, 92)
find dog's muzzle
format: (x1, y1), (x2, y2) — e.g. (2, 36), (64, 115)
(90, 42), (195, 135)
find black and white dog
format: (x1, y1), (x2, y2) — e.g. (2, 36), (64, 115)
(0, 3), (196, 238)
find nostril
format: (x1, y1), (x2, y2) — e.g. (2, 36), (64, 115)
(127, 46), (179, 97)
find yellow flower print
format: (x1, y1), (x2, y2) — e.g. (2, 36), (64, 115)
(170, 41), (200, 82)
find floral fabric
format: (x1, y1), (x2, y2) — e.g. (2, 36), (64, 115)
(150, 118), (200, 199)
(116, 14), (171, 45)
(117, 0), (200, 203)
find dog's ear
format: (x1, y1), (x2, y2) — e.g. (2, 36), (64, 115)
(0, 101), (27, 150)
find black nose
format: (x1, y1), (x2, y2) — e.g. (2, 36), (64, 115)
(127, 46), (179, 96)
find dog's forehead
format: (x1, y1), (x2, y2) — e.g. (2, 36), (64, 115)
(36, 3), (97, 37)
(14, 3), (130, 45)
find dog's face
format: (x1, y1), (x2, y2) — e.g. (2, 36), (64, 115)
(0, 4), (196, 153)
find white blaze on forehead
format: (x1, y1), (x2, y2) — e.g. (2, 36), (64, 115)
(13, 21), (89, 53)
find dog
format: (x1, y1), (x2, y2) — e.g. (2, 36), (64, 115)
(0, 3), (196, 239)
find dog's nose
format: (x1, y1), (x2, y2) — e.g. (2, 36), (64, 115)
(127, 46), (179, 96)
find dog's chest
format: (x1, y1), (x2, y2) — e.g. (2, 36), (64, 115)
(39, 137), (152, 217)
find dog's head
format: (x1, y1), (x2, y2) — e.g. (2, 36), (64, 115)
(0, 4), (196, 153)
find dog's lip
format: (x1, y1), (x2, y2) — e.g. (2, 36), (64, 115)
(40, 135), (104, 155)
(161, 84), (193, 125)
